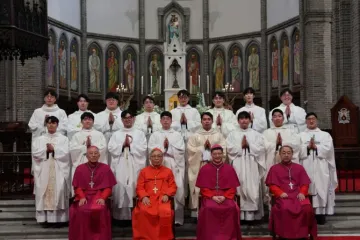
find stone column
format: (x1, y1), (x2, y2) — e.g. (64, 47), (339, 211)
(350, 0), (360, 106)
(139, 0), (145, 104)
(303, 0), (333, 129)
(203, 0), (210, 101)
(260, 0), (268, 110)
(80, 0), (88, 94)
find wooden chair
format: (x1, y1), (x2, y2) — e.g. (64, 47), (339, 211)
(132, 196), (176, 240)
(270, 195), (315, 240)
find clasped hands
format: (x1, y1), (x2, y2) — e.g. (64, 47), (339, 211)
(108, 112), (115, 124)
(79, 198), (105, 206)
(46, 143), (54, 153)
(204, 139), (211, 150)
(123, 134), (131, 148)
(308, 138), (317, 150)
(216, 114), (222, 126)
(241, 136), (248, 149)
(212, 195), (225, 204)
(279, 192), (305, 201)
(180, 113), (187, 125)
(142, 195), (169, 206)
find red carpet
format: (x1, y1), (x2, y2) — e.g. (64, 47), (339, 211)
(177, 237), (360, 240)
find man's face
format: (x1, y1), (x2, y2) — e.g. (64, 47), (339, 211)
(252, 48), (256, 54)
(211, 149), (223, 164)
(44, 93), (56, 106)
(280, 92), (293, 106)
(77, 97), (89, 111)
(233, 50), (238, 56)
(244, 93), (254, 103)
(150, 150), (163, 167)
(106, 98), (118, 110)
(143, 98), (154, 112)
(87, 147), (100, 163)
(280, 147), (293, 163)
(306, 116), (318, 129)
(178, 95), (189, 106)
(92, 49), (96, 55)
(272, 112), (284, 127)
(201, 115), (213, 130)
(212, 95), (224, 108)
(122, 113), (135, 128)
(46, 121), (58, 134)
(81, 117), (94, 129)
(238, 117), (250, 129)
(160, 116), (172, 130)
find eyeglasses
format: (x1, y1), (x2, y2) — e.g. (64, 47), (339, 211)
(122, 116), (133, 120)
(150, 155), (163, 159)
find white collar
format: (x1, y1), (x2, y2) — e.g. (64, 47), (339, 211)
(41, 104), (60, 112)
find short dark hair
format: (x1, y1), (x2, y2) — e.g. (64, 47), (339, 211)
(280, 145), (294, 153)
(201, 112), (213, 120)
(105, 92), (119, 101)
(306, 112), (318, 119)
(121, 110), (136, 118)
(77, 94), (90, 102)
(237, 111), (251, 120)
(210, 145), (223, 153)
(177, 89), (190, 97)
(143, 96), (155, 104)
(243, 87), (255, 95)
(45, 116), (59, 124)
(44, 89), (57, 98)
(272, 108), (284, 116)
(160, 111), (172, 119)
(81, 112), (95, 121)
(280, 88), (293, 97)
(213, 91), (225, 99)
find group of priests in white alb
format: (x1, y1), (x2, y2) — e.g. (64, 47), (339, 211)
(28, 86), (337, 229)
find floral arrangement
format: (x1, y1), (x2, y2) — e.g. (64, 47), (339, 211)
(196, 92), (211, 114)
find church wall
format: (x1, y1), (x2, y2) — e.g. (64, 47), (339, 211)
(86, 0), (139, 38)
(208, 0), (261, 38)
(145, 0), (203, 40)
(266, 0), (299, 28)
(48, 0), (81, 29)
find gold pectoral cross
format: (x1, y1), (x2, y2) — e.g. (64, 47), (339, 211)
(153, 186), (158, 193)
(89, 181), (94, 188)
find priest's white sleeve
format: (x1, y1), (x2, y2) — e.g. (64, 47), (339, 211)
(93, 133), (108, 165)
(69, 134), (88, 168)
(252, 108), (267, 133)
(54, 136), (71, 191)
(168, 133), (185, 169)
(226, 132), (243, 163)
(108, 133), (124, 172)
(57, 110), (68, 136)
(291, 107), (306, 132)
(67, 114), (81, 140)
(219, 113), (237, 138)
(128, 132), (148, 171)
(248, 133), (266, 176)
(31, 137), (47, 176)
(28, 110), (46, 138)
(187, 109), (201, 133)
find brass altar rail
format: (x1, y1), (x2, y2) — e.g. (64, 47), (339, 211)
(0, 152), (33, 199)
(334, 148), (360, 193)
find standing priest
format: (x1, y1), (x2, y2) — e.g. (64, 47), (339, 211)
(69, 112), (107, 189)
(148, 111), (185, 225)
(94, 92), (123, 142)
(108, 110), (147, 220)
(67, 94), (94, 140)
(227, 111), (266, 222)
(32, 116), (70, 226)
(134, 96), (161, 137)
(187, 112), (226, 217)
(206, 91), (237, 138)
(299, 112), (338, 225)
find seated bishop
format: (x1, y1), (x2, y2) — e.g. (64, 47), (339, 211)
(132, 148), (177, 240)
(196, 144), (241, 240)
(206, 91), (237, 138)
(134, 96), (161, 138)
(67, 94), (95, 140)
(32, 116), (70, 227)
(269, 88), (307, 134)
(266, 145), (317, 239)
(69, 112), (107, 192)
(148, 111), (186, 225)
(187, 112), (226, 217)
(69, 146), (117, 240)
(227, 111), (266, 221)
(236, 87), (267, 133)
(94, 92), (123, 142)
(108, 110), (147, 220)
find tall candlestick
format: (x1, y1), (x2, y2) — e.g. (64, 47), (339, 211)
(207, 75), (209, 94)
(198, 75), (201, 89)
(141, 76), (144, 94)
(150, 76), (153, 93)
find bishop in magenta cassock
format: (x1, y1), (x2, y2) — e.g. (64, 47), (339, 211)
(266, 145), (317, 239)
(196, 144), (241, 240)
(132, 148), (177, 240)
(69, 146), (117, 240)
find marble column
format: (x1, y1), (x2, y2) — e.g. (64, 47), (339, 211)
(80, 0), (88, 94)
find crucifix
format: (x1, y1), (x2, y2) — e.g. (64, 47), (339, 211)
(153, 186), (158, 193)
(89, 181), (94, 189)
(289, 182), (294, 190)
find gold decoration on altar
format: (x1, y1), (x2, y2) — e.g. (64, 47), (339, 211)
(168, 94), (179, 111)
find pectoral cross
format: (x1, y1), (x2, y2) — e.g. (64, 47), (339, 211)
(289, 182), (294, 189)
(153, 186), (158, 193)
(89, 181), (94, 189)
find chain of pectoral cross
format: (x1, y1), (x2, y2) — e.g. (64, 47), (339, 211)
(286, 165), (294, 190)
(87, 163), (99, 189)
(153, 171), (161, 194)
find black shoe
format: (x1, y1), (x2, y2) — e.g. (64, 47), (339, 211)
(316, 215), (326, 225)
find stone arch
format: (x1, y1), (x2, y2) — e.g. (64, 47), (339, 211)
(245, 39), (261, 90)
(186, 46), (203, 94)
(210, 44), (226, 93)
(87, 41), (103, 93)
(227, 42), (243, 92)
(122, 44), (138, 93)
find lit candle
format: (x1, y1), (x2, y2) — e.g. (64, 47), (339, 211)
(150, 76), (153, 93)
(207, 75), (209, 94)
(141, 76), (144, 94)
(198, 75), (201, 89)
